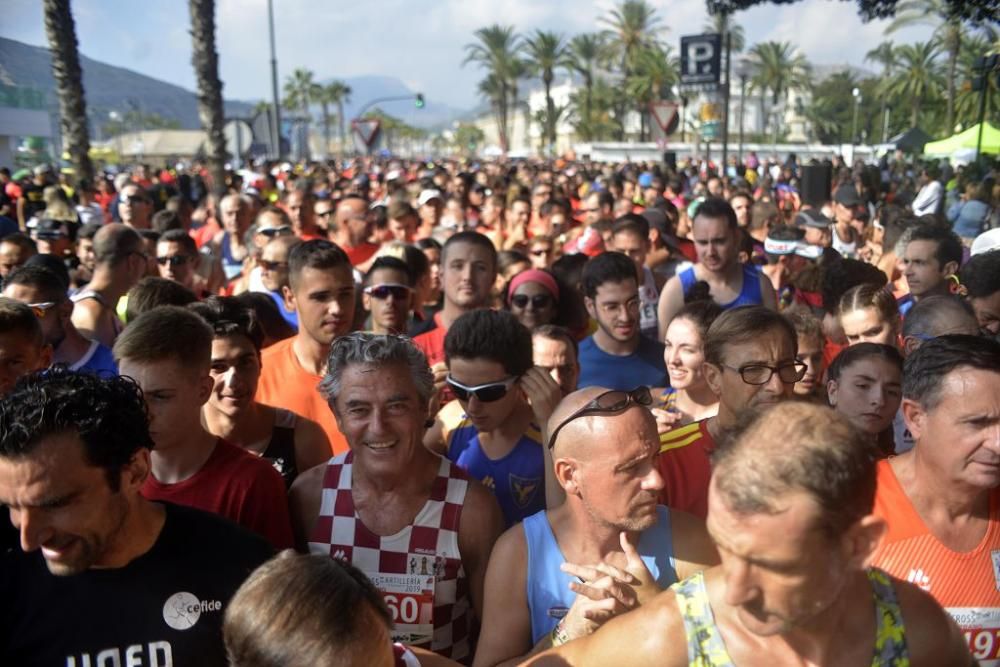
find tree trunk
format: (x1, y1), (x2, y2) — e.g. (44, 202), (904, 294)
(544, 73), (555, 154)
(321, 101), (331, 159)
(946, 44), (957, 133)
(43, 0), (94, 182)
(584, 74), (593, 141)
(337, 100), (346, 155)
(188, 0), (227, 194)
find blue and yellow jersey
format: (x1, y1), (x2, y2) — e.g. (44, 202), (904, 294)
(439, 399), (545, 527)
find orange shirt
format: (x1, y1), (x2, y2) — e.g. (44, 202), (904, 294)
(256, 337), (346, 455)
(871, 459), (1000, 664)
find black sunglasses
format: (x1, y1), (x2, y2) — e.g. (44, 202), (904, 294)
(511, 293), (553, 309)
(446, 375), (518, 403)
(156, 255), (191, 267)
(259, 259), (288, 271)
(548, 386), (652, 449)
(259, 225), (292, 238)
(364, 283), (411, 300)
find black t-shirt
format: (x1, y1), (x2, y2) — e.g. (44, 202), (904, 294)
(0, 502), (274, 666)
(20, 182), (46, 220)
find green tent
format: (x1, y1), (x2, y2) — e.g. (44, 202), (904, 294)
(924, 122), (1000, 156)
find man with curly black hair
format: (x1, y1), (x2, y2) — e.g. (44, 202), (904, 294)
(0, 370), (273, 666)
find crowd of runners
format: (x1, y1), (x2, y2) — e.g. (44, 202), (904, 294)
(0, 150), (998, 666)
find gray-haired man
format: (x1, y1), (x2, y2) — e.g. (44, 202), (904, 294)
(289, 332), (504, 663)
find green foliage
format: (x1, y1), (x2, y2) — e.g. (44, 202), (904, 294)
(102, 110), (181, 137)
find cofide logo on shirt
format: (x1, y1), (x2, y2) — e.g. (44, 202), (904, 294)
(162, 591), (222, 630)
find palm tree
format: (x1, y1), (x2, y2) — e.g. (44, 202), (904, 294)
(600, 0), (663, 76)
(325, 81), (352, 153)
(464, 24), (524, 153)
(43, 0), (94, 181)
(888, 0), (967, 134)
(310, 83), (334, 158)
(704, 11), (745, 53)
(283, 68), (316, 159)
(865, 41), (897, 141)
(954, 33), (1000, 127)
(881, 41), (944, 129)
(626, 45), (678, 140)
(746, 41), (812, 137)
(565, 33), (606, 141)
(188, 0), (227, 191)
(523, 30), (566, 154)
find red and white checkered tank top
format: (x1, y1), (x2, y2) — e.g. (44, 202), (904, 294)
(308, 452), (473, 663)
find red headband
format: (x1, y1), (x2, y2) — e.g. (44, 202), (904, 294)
(507, 269), (559, 303)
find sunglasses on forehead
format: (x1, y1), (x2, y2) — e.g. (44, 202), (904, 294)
(446, 375), (518, 403)
(547, 386), (652, 449)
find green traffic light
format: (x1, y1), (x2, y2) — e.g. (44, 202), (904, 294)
(415, 93), (425, 109)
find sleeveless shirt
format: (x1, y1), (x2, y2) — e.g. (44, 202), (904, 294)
(523, 506), (679, 644)
(308, 452), (474, 662)
(260, 408), (298, 488)
(678, 264), (763, 310)
(673, 568), (909, 667)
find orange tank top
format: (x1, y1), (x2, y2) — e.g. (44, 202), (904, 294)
(871, 458), (1000, 665)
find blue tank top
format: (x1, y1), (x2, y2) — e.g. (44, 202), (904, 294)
(523, 506), (678, 644)
(679, 264), (763, 309)
(446, 417), (545, 527)
(220, 232), (245, 280)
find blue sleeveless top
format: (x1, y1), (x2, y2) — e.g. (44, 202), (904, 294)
(446, 417), (545, 527)
(523, 506), (678, 644)
(220, 232), (245, 280)
(679, 264), (763, 309)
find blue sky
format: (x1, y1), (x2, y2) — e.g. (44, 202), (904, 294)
(2, 0), (934, 110)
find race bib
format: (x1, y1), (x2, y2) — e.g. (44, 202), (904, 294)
(949, 607), (1000, 666)
(369, 572), (435, 646)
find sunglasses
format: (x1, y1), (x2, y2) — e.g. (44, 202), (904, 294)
(27, 301), (56, 318)
(446, 375), (518, 403)
(156, 255), (191, 267)
(364, 283), (412, 300)
(548, 386), (652, 449)
(259, 225), (292, 238)
(510, 293), (553, 309)
(36, 230), (67, 241)
(259, 259), (288, 271)
(120, 195), (149, 205)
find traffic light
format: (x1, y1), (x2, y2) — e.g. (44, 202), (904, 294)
(415, 93), (425, 109)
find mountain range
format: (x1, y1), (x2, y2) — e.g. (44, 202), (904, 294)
(0, 36), (467, 135)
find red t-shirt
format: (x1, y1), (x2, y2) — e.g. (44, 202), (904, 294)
(656, 419), (715, 519)
(344, 241), (379, 267)
(413, 311), (447, 367)
(141, 438), (293, 549)
(256, 336), (346, 454)
(190, 220), (220, 249)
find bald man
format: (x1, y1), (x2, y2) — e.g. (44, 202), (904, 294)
(473, 385), (718, 667)
(526, 402), (972, 666)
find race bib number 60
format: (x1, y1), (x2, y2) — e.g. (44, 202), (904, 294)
(370, 573), (435, 646)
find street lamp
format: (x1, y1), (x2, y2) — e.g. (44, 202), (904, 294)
(851, 87), (862, 158)
(734, 58), (753, 166)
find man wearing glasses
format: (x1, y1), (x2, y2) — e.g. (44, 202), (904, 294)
(71, 224), (147, 347)
(362, 256), (414, 336)
(255, 235), (301, 329)
(117, 183), (152, 230)
(474, 384), (718, 666)
(3, 264), (117, 376)
(577, 251), (667, 391)
(658, 306), (804, 519)
(424, 310), (562, 527)
(156, 229), (208, 297)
